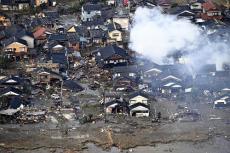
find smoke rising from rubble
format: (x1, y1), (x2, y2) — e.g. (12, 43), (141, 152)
(129, 7), (230, 71)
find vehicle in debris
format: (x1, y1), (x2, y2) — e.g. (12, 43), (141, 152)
(51, 94), (60, 100)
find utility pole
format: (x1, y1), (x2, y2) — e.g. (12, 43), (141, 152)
(103, 87), (107, 123)
(60, 79), (63, 106)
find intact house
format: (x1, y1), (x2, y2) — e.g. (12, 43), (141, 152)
(0, 76), (31, 90)
(0, 76), (31, 107)
(0, 87), (22, 97)
(110, 65), (140, 80)
(127, 91), (152, 117)
(89, 29), (107, 45)
(82, 19), (105, 30)
(6, 26), (34, 49)
(67, 33), (81, 51)
(81, 3), (103, 22)
(107, 22), (123, 42)
(47, 49), (69, 74)
(48, 33), (68, 45)
(130, 0), (156, 10)
(46, 33), (69, 73)
(92, 44), (130, 68)
(1, 37), (28, 59)
(168, 5), (195, 20)
(157, 74), (184, 97)
(190, 0), (205, 12)
(143, 67), (162, 84)
(201, 0), (222, 20)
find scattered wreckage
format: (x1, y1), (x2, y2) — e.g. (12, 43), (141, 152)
(170, 109), (201, 122)
(17, 109), (47, 124)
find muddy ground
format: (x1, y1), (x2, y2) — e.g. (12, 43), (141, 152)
(0, 99), (230, 153)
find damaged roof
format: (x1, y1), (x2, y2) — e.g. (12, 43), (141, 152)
(63, 80), (84, 92)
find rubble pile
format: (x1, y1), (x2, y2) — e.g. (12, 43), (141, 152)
(170, 109), (201, 122)
(17, 109), (47, 124)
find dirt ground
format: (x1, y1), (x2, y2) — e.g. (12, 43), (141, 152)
(0, 99), (229, 153)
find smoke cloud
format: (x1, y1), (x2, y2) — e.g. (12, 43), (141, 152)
(129, 7), (230, 71)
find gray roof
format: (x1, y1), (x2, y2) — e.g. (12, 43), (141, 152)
(95, 44), (129, 60)
(89, 29), (106, 38)
(48, 33), (68, 42)
(107, 22), (122, 32)
(1, 37), (27, 47)
(67, 33), (80, 43)
(82, 3), (102, 11)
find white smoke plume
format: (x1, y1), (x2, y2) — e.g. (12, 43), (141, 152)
(129, 7), (230, 71)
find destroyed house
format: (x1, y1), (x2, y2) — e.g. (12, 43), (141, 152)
(113, 76), (138, 91)
(93, 44), (129, 68)
(63, 80), (84, 92)
(214, 94), (230, 109)
(104, 99), (129, 114)
(8, 96), (25, 109)
(0, 96), (27, 121)
(112, 15), (129, 31)
(32, 67), (62, 84)
(81, 3), (103, 21)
